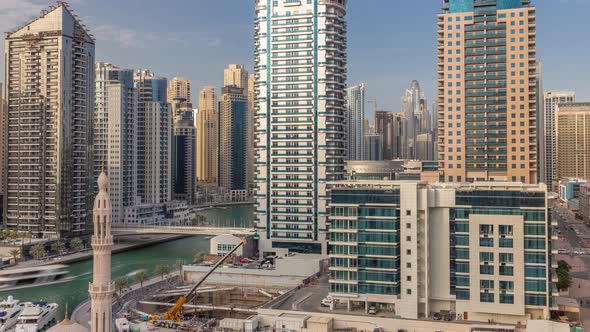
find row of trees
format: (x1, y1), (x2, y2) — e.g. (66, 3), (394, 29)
(27, 238), (85, 261)
(113, 262), (185, 295)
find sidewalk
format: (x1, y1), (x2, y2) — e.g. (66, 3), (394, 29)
(5, 234), (189, 270)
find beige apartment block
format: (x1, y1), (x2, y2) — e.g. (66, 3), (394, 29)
(196, 86), (219, 185)
(437, 1), (538, 184)
(556, 102), (590, 181)
(167, 76), (191, 104)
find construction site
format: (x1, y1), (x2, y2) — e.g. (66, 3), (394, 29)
(113, 236), (325, 331)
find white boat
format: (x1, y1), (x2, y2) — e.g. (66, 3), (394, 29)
(0, 265), (72, 291)
(0, 296), (25, 332)
(15, 302), (58, 332)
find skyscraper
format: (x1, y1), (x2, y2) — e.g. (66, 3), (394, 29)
(95, 62), (138, 223)
(247, 74), (256, 190)
(363, 133), (383, 161)
(438, 0), (538, 183)
(167, 77), (191, 104)
(4, 3), (95, 237)
(196, 86), (218, 185)
(401, 80), (424, 159)
(0, 83), (5, 197)
(543, 91), (575, 189)
(224, 65), (249, 93)
(375, 111), (406, 160)
(172, 98), (196, 204)
(346, 84), (365, 161)
(134, 70), (172, 204)
(219, 86), (248, 200)
(556, 103), (590, 181)
(254, 0), (347, 255)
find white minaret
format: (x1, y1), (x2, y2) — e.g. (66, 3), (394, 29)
(89, 171), (114, 332)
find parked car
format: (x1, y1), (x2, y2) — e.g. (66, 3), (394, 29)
(368, 306), (378, 315)
(320, 296), (332, 307)
(433, 312), (442, 320)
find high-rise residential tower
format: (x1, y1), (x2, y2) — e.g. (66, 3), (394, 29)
(254, 0), (347, 255)
(196, 86), (218, 185)
(219, 86), (248, 200)
(4, 3), (95, 237)
(402, 80), (424, 159)
(172, 98), (196, 204)
(167, 77), (191, 104)
(134, 70), (172, 204)
(346, 84), (365, 161)
(556, 103), (590, 181)
(0, 83), (5, 197)
(247, 74), (256, 190)
(224, 65), (249, 92)
(375, 111), (406, 160)
(543, 91), (575, 189)
(438, 0), (538, 183)
(95, 62), (138, 223)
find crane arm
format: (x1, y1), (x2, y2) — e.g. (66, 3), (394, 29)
(158, 238), (247, 322)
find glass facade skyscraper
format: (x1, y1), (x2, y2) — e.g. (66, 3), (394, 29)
(345, 84), (365, 161)
(254, 0), (347, 255)
(438, 0), (538, 183)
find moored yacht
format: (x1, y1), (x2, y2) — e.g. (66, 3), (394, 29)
(0, 265), (72, 291)
(0, 296), (24, 332)
(15, 302), (58, 332)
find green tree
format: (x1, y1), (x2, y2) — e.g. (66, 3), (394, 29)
(70, 237), (84, 251)
(154, 264), (171, 280)
(50, 240), (65, 254)
(193, 251), (206, 263)
(9, 249), (20, 261)
(114, 277), (129, 295)
(134, 271), (150, 288)
(29, 243), (46, 260)
(556, 260), (572, 291)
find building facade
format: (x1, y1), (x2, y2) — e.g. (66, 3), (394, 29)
(167, 77), (191, 104)
(4, 3), (95, 237)
(363, 134), (383, 161)
(401, 80), (424, 159)
(134, 70), (172, 204)
(254, 0), (347, 255)
(95, 63), (138, 224)
(437, 0), (538, 184)
(172, 98), (196, 204)
(328, 180), (554, 323)
(123, 201), (191, 226)
(248, 74), (256, 191)
(556, 103), (590, 181)
(219, 86), (248, 200)
(346, 84), (365, 160)
(196, 86), (219, 185)
(543, 92), (575, 189)
(415, 133), (435, 161)
(580, 184), (590, 224)
(375, 111), (406, 160)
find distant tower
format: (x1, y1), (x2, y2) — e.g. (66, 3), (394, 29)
(88, 171), (113, 332)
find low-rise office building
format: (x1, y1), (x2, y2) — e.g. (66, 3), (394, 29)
(327, 180), (554, 324)
(580, 183), (590, 224)
(558, 178), (587, 203)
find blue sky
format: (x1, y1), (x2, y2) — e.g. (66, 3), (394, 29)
(1, 0), (589, 112)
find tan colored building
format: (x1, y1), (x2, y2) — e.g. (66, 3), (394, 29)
(196, 86), (218, 185)
(556, 102), (590, 181)
(437, 0), (537, 184)
(580, 183), (590, 224)
(223, 64), (248, 92)
(167, 77), (191, 104)
(4, 3), (95, 237)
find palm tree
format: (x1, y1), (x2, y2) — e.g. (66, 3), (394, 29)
(114, 277), (129, 295)
(8, 249), (20, 262)
(29, 244), (46, 260)
(50, 240), (65, 255)
(154, 264), (171, 280)
(134, 271), (150, 288)
(175, 259), (185, 272)
(69, 237), (84, 251)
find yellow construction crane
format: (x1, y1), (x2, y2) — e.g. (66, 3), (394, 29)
(150, 238), (247, 324)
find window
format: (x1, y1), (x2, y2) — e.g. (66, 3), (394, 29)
(480, 292), (494, 303)
(480, 265), (494, 275)
(480, 252), (494, 262)
(407, 289), (412, 295)
(499, 253), (513, 263)
(500, 266), (514, 276)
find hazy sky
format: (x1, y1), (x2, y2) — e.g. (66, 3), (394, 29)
(1, 0), (589, 113)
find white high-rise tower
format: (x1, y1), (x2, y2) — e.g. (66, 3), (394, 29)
(89, 171), (113, 332)
(254, 0), (347, 255)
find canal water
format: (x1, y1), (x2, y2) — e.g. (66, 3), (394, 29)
(0, 205), (254, 320)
